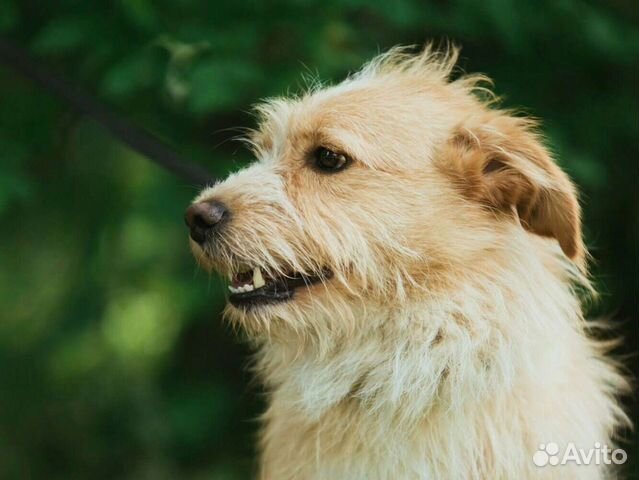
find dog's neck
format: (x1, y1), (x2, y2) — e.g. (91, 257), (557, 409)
(255, 246), (585, 425)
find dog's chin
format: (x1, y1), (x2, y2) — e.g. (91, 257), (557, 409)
(221, 267), (336, 337)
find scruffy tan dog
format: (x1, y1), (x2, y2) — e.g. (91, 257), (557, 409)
(185, 46), (629, 479)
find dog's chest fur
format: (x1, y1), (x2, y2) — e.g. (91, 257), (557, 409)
(255, 253), (626, 480)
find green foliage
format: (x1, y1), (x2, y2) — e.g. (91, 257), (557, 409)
(0, 1), (637, 478)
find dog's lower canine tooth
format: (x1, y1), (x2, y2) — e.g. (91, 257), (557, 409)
(253, 267), (265, 288)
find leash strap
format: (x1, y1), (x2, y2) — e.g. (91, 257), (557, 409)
(0, 37), (214, 186)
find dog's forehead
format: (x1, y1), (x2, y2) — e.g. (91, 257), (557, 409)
(253, 79), (457, 168)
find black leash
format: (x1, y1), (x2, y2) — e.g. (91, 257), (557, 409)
(0, 37), (214, 186)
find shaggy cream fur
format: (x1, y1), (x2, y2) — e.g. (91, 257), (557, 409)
(188, 46), (630, 479)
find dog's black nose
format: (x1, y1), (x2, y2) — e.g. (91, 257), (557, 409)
(185, 200), (228, 244)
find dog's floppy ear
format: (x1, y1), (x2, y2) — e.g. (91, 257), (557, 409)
(444, 115), (585, 267)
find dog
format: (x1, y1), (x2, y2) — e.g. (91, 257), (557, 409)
(185, 46), (630, 479)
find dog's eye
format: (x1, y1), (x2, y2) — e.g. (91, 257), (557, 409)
(314, 147), (350, 172)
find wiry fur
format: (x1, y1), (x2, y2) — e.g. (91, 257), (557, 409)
(189, 45), (630, 479)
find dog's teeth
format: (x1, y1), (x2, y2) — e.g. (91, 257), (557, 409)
(253, 267), (265, 288)
(227, 271), (261, 295)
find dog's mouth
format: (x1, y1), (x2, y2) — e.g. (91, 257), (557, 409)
(227, 267), (332, 308)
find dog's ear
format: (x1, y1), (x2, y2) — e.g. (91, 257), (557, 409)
(443, 115), (585, 267)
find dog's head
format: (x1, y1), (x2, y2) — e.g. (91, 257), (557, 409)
(186, 46), (584, 338)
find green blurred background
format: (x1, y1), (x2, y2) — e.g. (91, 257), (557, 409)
(0, 1), (637, 478)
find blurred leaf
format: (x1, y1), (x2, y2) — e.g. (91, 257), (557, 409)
(102, 290), (182, 366)
(168, 385), (231, 448)
(32, 16), (99, 55)
(187, 58), (261, 114)
(101, 50), (160, 98)
(0, 137), (33, 212)
(119, 0), (160, 32)
(0, 0), (18, 33)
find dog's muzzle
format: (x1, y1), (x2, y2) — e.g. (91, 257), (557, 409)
(185, 200), (333, 308)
